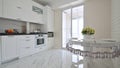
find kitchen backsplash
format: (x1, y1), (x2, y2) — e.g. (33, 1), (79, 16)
(30, 23), (43, 33)
(0, 18), (44, 33)
(0, 18), (26, 33)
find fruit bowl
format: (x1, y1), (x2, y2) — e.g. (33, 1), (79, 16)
(5, 29), (14, 34)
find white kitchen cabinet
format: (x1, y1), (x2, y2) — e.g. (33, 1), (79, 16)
(43, 6), (54, 49)
(0, 0), (2, 17)
(3, 0), (23, 20)
(2, 0), (44, 23)
(0, 36), (19, 62)
(17, 35), (35, 58)
(44, 6), (54, 31)
(47, 7), (54, 31)
(31, 1), (44, 24)
(18, 0), (33, 22)
(3, 0), (33, 22)
(47, 38), (54, 49)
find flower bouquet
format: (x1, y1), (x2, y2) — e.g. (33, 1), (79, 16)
(82, 26), (95, 41)
(82, 26), (95, 35)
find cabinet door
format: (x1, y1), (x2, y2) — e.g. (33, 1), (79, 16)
(45, 6), (54, 31)
(47, 38), (54, 49)
(1, 36), (18, 62)
(31, 1), (44, 24)
(0, 0), (2, 17)
(47, 8), (54, 31)
(3, 0), (23, 20)
(19, 0), (33, 22)
(17, 35), (35, 58)
(37, 5), (44, 24)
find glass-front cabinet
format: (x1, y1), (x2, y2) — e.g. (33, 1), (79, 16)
(31, 1), (44, 24)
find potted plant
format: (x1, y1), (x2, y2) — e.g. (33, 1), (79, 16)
(81, 26), (95, 40)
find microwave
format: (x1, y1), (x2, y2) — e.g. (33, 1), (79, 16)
(48, 32), (54, 37)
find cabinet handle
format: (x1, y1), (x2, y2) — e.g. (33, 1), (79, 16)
(17, 6), (22, 9)
(25, 47), (30, 49)
(26, 40), (30, 41)
(26, 37), (30, 38)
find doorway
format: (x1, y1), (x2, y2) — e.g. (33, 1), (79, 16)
(62, 5), (84, 48)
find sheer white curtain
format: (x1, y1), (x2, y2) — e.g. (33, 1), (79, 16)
(72, 6), (84, 40)
(62, 9), (72, 48)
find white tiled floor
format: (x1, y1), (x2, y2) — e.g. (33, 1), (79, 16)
(0, 49), (118, 68)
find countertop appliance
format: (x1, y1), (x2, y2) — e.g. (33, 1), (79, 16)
(35, 34), (47, 48)
(48, 32), (54, 37)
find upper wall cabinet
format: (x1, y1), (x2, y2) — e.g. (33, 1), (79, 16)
(0, 0), (2, 17)
(3, 0), (32, 22)
(1, 0), (44, 24)
(44, 6), (54, 31)
(31, 1), (44, 24)
(3, 0), (23, 20)
(0, 0), (44, 24)
(18, 0), (33, 22)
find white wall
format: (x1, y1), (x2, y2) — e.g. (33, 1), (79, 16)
(111, 0), (120, 41)
(84, 0), (111, 39)
(111, 0), (120, 68)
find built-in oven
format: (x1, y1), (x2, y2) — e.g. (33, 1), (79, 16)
(35, 34), (47, 48)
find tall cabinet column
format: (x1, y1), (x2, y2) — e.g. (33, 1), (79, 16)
(43, 6), (54, 49)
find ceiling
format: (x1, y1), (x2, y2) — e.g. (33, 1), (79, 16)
(34, 0), (85, 9)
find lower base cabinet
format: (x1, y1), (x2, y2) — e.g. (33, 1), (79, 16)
(47, 38), (54, 49)
(0, 35), (35, 63)
(0, 36), (19, 63)
(0, 35), (48, 64)
(16, 35), (35, 58)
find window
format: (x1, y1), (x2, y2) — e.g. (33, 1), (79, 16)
(62, 5), (84, 48)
